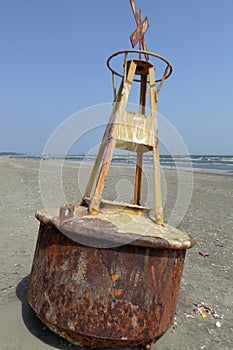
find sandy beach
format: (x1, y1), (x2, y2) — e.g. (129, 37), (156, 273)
(0, 157), (232, 350)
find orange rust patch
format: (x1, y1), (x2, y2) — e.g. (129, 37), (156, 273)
(115, 290), (122, 297)
(71, 268), (76, 277)
(112, 273), (119, 281)
(151, 265), (156, 288)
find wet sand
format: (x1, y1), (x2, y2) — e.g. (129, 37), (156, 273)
(0, 157), (232, 349)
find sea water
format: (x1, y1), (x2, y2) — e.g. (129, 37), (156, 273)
(17, 154), (233, 174)
(63, 154), (233, 174)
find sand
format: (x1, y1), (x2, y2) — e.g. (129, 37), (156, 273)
(0, 157), (232, 350)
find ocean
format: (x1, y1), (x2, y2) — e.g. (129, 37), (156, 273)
(60, 154), (233, 174)
(12, 154), (233, 174)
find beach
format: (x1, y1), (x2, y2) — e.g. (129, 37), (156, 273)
(0, 157), (232, 350)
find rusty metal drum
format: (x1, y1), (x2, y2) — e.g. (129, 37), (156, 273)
(28, 202), (195, 348)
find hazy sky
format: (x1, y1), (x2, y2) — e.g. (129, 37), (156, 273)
(0, 0), (232, 155)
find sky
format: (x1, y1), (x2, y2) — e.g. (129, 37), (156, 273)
(0, 0), (233, 155)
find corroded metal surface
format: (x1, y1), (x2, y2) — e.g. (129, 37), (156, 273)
(129, 0), (149, 60)
(36, 203), (195, 250)
(28, 218), (186, 348)
(106, 50), (172, 83)
(86, 52), (172, 217)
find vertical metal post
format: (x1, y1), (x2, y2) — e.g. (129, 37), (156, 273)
(81, 141), (107, 201)
(89, 138), (116, 214)
(139, 73), (147, 114)
(134, 73), (147, 205)
(88, 60), (137, 213)
(81, 81), (124, 203)
(149, 66), (163, 224)
(112, 72), (117, 100)
(134, 147), (143, 205)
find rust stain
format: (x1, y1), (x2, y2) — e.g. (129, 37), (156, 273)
(28, 221), (187, 348)
(36, 203), (195, 251)
(151, 265), (156, 289)
(112, 273), (119, 282)
(115, 290), (122, 297)
(129, 0), (149, 60)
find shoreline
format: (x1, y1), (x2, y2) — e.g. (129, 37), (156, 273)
(2, 155), (233, 177)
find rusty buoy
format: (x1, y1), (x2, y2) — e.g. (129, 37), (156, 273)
(28, 1), (195, 347)
(28, 202), (194, 348)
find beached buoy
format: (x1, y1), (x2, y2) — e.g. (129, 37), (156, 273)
(28, 202), (194, 348)
(28, 1), (195, 348)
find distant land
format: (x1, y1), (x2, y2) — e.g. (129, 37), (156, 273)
(0, 152), (27, 156)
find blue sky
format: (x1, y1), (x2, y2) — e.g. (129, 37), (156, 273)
(0, 0), (233, 155)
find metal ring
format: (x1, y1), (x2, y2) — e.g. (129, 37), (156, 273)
(106, 49), (173, 83)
